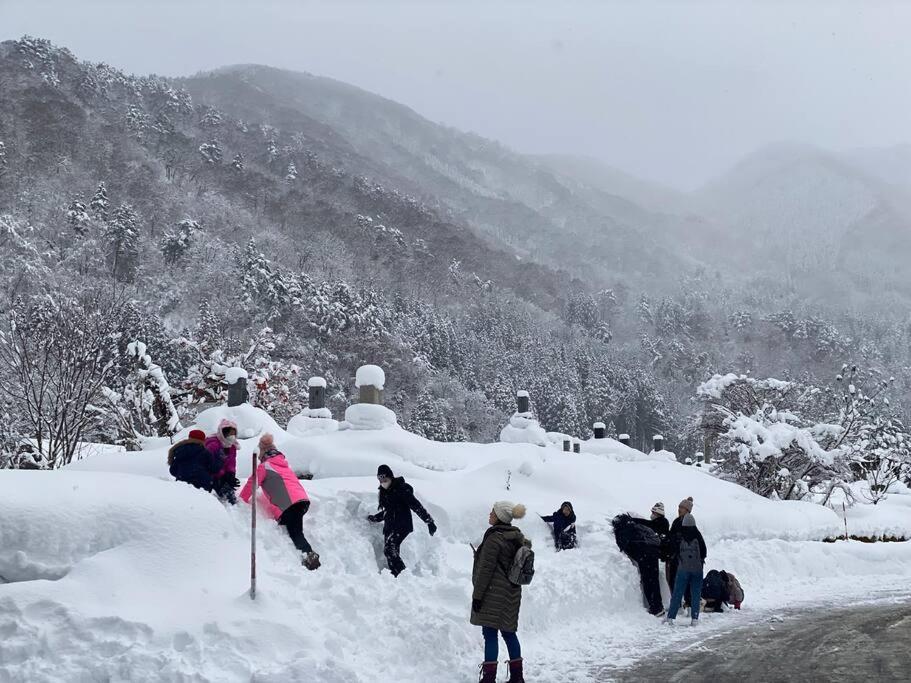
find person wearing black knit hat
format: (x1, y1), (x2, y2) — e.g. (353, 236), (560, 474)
(367, 464), (436, 577)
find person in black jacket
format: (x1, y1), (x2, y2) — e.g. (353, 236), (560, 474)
(367, 464), (437, 577)
(613, 513), (664, 616)
(541, 501), (577, 550)
(168, 429), (217, 492)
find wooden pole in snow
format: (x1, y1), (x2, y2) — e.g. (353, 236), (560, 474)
(251, 449), (257, 600)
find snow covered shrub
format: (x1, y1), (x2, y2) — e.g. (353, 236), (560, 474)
(0, 292), (124, 467)
(101, 340), (181, 450)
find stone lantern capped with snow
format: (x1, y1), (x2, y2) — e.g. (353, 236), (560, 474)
(618, 433), (631, 446)
(357, 365), (385, 405)
(308, 376), (327, 411)
(593, 422), (606, 439)
(652, 434), (664, 452)
(516, 390), (530, 415)
(225, 367), (249, 407)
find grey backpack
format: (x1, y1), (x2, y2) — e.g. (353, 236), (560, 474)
(506, 542), (535, 586)
(678, 537), (702, 572)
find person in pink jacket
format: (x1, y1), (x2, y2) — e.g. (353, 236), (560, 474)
(205, 419), (239, 504)
(240, 433), (321, 571)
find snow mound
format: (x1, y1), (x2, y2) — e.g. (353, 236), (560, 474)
(499, 413), (548, 447)
(194, 403), (283, 440)
(343, 403), (399, 431)
(287, 409), (340, 437)
(222, 366), (249, 383)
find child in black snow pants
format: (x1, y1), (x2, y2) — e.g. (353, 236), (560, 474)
(367, 464), (436, 577)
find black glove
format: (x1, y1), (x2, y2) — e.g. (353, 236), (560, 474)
(227, 474), (240, 489)
(427, 521), (437, 536)
(472, 599), (482, 613)
(367, 514), (380, 523)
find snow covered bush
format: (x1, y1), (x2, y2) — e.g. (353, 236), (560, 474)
(0, 292), (125, 468)
(101, 340), (181, 450)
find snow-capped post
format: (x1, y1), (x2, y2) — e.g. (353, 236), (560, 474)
(308, 376), (327, 411)
(563, 438), (571, 452)
(250, 448), (257, 601)
(652, 434), (664, 452)
(573, 439), (581, 454)
(593, 422), (606, 439)
(356, 365), (384, 405)
(685, 457), (693, 465)
(695, 452), (705, 467)
(618, 433), (631, 447)
(516, 390), (530, 415)
(226, 367), (249, 407)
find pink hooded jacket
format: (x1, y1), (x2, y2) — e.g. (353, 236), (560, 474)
(240, 451), (309, 520)
(205, 418), (238, 478)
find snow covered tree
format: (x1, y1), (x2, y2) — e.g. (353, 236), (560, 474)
(198, 139), (223, 165)
(285, 162), (298, 183)
(90, 181), (109, 219)
(160, 218), (200, 264)
(0, 293), (124, 468)
(66, 199), (90, 236)
(103, 340), (181, 450)
(105, 203), (140, 281)
(231, 153), (245, 172)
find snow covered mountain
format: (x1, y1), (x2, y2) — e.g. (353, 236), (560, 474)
(694, 143), (911, 305)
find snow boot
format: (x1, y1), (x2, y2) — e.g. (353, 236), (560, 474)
(478, 661), (497, 682)
(507, 657), (525, 683)
(690, 617), (699, 627)
(662, 618), (675, 626)
(303, 552), (321, 571)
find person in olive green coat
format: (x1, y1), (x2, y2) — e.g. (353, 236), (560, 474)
(471, 500), (528, 683)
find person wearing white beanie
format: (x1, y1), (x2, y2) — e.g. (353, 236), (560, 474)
(472, 501), (529, 683)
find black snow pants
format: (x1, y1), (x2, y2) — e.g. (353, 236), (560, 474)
(384, 531), (408, 577)
(279, 500), (314, 554)
(638, 554), (664, 615)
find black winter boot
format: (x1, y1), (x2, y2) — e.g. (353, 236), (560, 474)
(303, 552), (321, 571)
(478, 661), (497, 682)
(507, 657), (525, 683)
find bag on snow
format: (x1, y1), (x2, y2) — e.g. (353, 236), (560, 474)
(721, 570), (745, 607)
(702, 569), (728, 602)
(506, 542), (535, 586)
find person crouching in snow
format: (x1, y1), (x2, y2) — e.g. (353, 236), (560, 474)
(472, 501), (528, 683)
(367, 464), (436, 577)
(168, 429), (217, 491)
(541, 501), (577, 550)
(240, 433), (321, 571)
(205, 419), (239, 504)
(664, 512), (707, 626)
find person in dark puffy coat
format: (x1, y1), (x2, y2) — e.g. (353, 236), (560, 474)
(472, 501), (528, 683)
(168, 430), (217, 491)
(613, 513), (664, 616)
(541, 501), (577, 550)
(367, 464), (436, 577)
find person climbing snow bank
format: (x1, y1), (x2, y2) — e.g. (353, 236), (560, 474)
(541, 501), (577, 550)
(472, 501), (530, 683)
(613, 513), (664, 616)
(205, 419), (239, 504)
(367, 464), (436, 577)
(240, 433), (320, 571)
(168, 429), (217, 491)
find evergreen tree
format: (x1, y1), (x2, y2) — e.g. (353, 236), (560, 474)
(89, 181), (108, 219)
(105, 203), (140, 281)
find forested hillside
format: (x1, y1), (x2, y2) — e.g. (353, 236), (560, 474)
(1, 36), (909, 464)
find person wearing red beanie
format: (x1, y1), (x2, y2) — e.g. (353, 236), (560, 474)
(168, 429), (221, 492)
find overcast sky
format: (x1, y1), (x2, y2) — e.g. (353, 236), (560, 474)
(2, 0), (909, 190)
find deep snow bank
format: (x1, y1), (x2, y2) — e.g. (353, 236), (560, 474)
(5, 421), (911, 682)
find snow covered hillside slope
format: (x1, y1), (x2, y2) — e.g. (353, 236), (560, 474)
(4, 415), (911, 682)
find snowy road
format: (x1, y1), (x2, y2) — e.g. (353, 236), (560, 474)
(597, 598), (911, 682)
